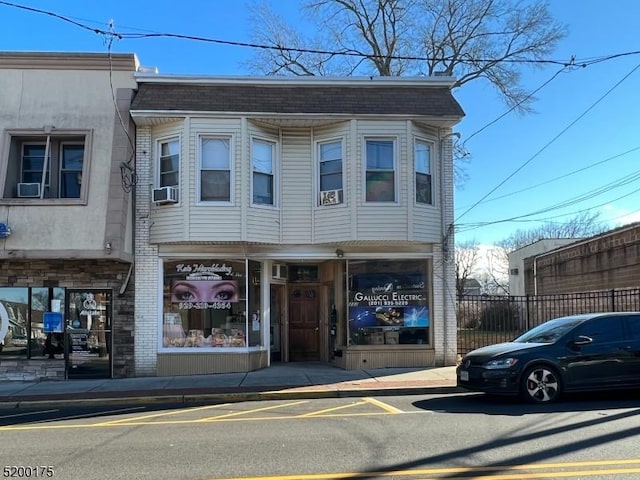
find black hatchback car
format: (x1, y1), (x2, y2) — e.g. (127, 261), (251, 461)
(456, 312), (640, 403)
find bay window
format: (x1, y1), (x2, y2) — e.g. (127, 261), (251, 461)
(365, 138), (395, 202)
(252, 138), (275, 206)
(200, 136), (231, 202)
(158, 138), (179, 188)
(318, 139), (343, 206)
(415, 139), (433, 205)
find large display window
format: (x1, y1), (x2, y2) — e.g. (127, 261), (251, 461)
(161, 259), (262, 350)
(347, 259), (430, 346)
(0, 287), (66, 359)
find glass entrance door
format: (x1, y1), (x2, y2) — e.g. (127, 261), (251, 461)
(65, 290), (112, 379)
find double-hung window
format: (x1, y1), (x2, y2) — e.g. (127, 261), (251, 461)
(318, 140), (343, 206)
(252, 138), (275, 206)
(2, 130), (89, 201)
(415, 139), (433, 205)
(158, 138), (179, 188)
(365, 138), (395, 202)
(200, 137), (231, 202)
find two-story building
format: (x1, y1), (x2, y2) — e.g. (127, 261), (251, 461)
(0, 52), (138, 380)
(131, 75), (464, 375)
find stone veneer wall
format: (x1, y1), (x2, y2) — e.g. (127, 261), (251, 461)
(0, 259), (134, 378)
(0, 359), (65, 382)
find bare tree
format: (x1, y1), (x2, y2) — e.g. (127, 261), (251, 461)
(497, 211), (608, 253)
(246, 0), (567, 111)
(482, 246), (509, 294)
(455, 239), (480, 296)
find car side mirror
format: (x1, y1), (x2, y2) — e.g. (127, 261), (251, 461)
(572, 335), (593, 346)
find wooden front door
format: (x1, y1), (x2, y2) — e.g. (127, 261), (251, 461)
(288, 286), (320, 361)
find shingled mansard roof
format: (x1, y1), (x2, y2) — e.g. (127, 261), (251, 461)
(130, 76), (465, 119)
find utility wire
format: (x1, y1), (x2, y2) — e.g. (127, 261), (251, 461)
(455, 61), (640, 223)
(462, 65), (573, 148)
(457, 146), (640, 208)
(2, 1), (640, 67)
(456, 185), (640, 232)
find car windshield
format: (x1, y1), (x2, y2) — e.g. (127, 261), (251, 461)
(514, 318), (584, 344)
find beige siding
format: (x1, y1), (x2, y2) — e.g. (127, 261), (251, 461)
(187, 118), (244, 241)
(313, 123), (353, 243)
(354, 120), (409, 241)
(245, 122), (280, 243)
(281, 129), (313, 243)
(410, 124), (442, 242)
(149, 121), (187, 243)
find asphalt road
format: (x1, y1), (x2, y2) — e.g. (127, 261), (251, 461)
(2, 390), (640, 479)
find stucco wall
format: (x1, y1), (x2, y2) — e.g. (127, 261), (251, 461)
(0, 61), (137, 258)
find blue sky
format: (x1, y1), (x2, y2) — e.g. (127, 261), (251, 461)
(1, 0), (639, 246)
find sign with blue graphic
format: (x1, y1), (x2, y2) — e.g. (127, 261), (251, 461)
(43, 312), (63, 333)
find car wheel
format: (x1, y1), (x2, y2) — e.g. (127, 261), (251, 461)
(520, 365), (562, 403)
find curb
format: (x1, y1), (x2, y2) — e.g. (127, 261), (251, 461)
(0, 385), (463, 409)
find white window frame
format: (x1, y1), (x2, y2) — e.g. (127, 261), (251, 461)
(316, 137), (345, 207)
(363, 137), (397, 203)
(156, 136), (180, 189)
(251, 137), (278, 207)
(414, 137), (435, 206)
(197, 134), (234, 204)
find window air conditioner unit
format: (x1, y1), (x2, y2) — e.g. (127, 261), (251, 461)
(272, 264), (288, 280)
(320, 189), (342, 206)
(152, 186), (179, 204)
(17, 183), (41, 198)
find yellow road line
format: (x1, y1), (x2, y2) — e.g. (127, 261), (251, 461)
(298, 400), (368, 417)
(0, 410), (395, 431)
(95, 403), (231, 425)
(207, 458), (640, 480)
(362, 397), (403, 414)
(197, 400), (308, 421)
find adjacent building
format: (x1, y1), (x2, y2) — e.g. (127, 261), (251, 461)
(523, 222), (640, 295)
(130, 75), (465, 375)
(508, 238), (577, 296)
(0, 52), (138, 380)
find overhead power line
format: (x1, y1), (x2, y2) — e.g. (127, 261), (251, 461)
(2, 1), (640, 68)
(456, 184), (640, 233)
(455, 61), (640, 223)
(456, 145), (640, 209)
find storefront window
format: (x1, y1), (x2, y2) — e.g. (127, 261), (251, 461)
(347, 260), (430, 346)
(33, 287), (65, 359)
(0, 288), (29, 358)
(0, 287), (65, 359)
(162, 260), (261, 349)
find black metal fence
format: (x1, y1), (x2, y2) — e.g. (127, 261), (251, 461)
(456, 288), (640, 356)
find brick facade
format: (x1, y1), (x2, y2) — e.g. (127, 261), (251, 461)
(134, 126), (159, 376)
(525, 223), (640, 295)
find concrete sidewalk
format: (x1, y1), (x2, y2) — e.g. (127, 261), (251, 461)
(0, 363), (461, 408)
